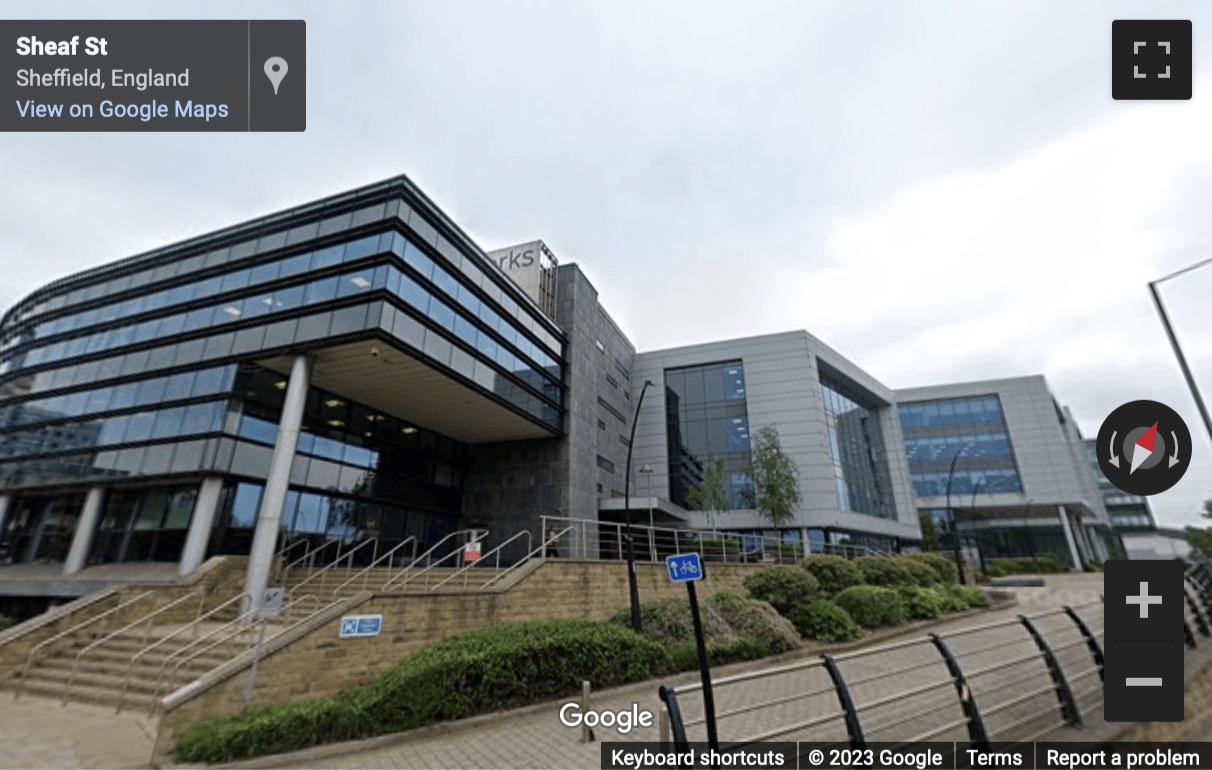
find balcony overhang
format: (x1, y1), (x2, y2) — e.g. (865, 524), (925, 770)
(258, 339), (559, 445)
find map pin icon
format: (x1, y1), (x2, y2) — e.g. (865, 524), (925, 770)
(264, 57), (288, 95)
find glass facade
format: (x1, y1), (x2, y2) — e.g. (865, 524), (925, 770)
(664, 361), (752, 510)
(898, 395), (1023, 497)
(1083, 439), (1155, 532)
(820, 375), (895, 519)
(0, 188), (568, 567)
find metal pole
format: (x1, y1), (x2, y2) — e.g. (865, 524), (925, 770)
(687, 580), (719, 757)
(243, 615), (269, 708)
(1149, 281), (1212, 446)
(945, 451), (967, 585)
(969, 477), (986, 573)
(624, 380), (654, 632)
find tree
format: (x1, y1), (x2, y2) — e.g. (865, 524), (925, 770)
(746, 425), (801, 527)
(918, 511), (938, 551)
(1186, 527), (1212, 558)
(687, 458), (729, 531)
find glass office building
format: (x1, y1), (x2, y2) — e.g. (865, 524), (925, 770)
(0, 176), (567, 601)
(663, 361), (753, 510)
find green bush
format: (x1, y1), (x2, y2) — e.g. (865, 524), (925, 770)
(892, 556), (938, 587)
(707, 593), (800, 654)
(947, 585), (989, 608)
(933, 585), (970, 613)
(175, 619), (672, 763)
(668, 634), (771, 671)
(786, 600), (862, 641)
(984, 554), (1070, 577)
(904, 552), (959, 584)
(832, 586), (907, 628)
(744, 566), (819, 614)
(800, 554), (864, 596)
(853, 556), (916, 587)
(894, 586), (945, 619)
(0, 615), (11, 632)
(610, 599), (735, 650)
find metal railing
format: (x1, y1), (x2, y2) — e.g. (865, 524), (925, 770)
(659, 595), (1131, 752)
(12, 590), (156, 701)
(330, 536), (417, 596)
(540, 515), (810, 565)
(380, 529), (487, 591)
(430, 531), (532, 590)
(150, 593), (323, 706)
(286, 537), (379, 596)
(60, 591), (203, 706)
(277, 538), (344, 583)
(113, 592), (250, 713)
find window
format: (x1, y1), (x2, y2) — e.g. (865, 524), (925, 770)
(664, 360), (751, 509)
(596, 455), (615, 473)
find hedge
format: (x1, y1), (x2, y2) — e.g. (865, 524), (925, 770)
(800, 554), (864, 596)
(904, 552), (958, 584)
(946, 585), (989, 608)
(892, 556), (939, 587)
(984, 554), (1069, 577)
(786, 600), (862, 641)
(613, 595), (799, 664)
(175, 619), (672, 763)
(895, 586), (945, 619)
(744, 566), (819, 614)
(852, 556), (916, 587)
(0, 615), (11, 632)
(933, 585), (971, 613)
(832, 586), (906, 628)
(707, 593), (800, 655)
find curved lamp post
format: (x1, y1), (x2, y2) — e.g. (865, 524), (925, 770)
(624, 380), (655, 632)
(1149, 258), (1212, 446)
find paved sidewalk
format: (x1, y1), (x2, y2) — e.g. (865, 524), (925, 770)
(0, 693), (157, 769)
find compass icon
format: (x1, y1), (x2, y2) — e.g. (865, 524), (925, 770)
(1096, 400), (1191, 496)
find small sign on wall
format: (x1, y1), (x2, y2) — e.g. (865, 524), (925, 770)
(339, 614), (383, 638)
(464, 541), (482, 562)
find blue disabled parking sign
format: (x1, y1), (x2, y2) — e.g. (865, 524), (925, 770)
(666, 553), (704, 582)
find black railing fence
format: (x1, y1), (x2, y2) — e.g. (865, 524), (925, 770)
(660, 563), (1212, 752)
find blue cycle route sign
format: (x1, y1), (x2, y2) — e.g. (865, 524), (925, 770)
(339, 614), (383, 638)
(666, 553), (704, 583)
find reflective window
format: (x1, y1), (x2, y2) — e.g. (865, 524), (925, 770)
(821, 376), (895, 519)
(897, 395), (1023, 497)
(664, 361), (753, 510)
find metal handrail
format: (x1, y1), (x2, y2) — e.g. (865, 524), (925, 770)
(62, 591), (201, 706)
(482, 526), (574, 589)
(279, 538), (343, 580)
(381, 529), (486, 591)
(114, 592), (250, 713)
(13, 590), (156, 701)
(289, 537), (378, 596)
(330, 536), (417, 596)
(433, 531), (533, 589)
(152, 593), (321, 701)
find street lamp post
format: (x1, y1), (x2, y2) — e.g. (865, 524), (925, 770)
(1149, 258), (1212, 446)
(624, 380), (655, 633)
(639, 464), (654, 560)
(968, 476), (986, 573)
(944, 449), (968, 585)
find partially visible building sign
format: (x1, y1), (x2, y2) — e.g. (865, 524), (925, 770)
(487, 240), (558, 321)
(262, 586), (285, 619)
(339, 614), (383, 638)
(464, 541), (482, 562)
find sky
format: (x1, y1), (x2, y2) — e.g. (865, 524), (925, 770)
(2, 0), (1211, 528)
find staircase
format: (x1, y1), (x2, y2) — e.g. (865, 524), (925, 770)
(279, 564), (511, 597)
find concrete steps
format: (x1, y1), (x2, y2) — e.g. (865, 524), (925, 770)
(278, 565), (509, 595)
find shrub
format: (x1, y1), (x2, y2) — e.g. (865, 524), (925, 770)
(947, 585), (989, 608)
(707, 593), (800, 654)
(832, 586), (906, 628)
(984, 554), (1070, 578)
(744, 566), (819, 614)
(786, 600), (862, 641)
(933, 585), (970, 613)
(0, 615), (11, 632)
(175, 619), (672, 763)
(668, 634), (771, 671)
(610, 599), (737, 650)
(853, 556), (916, 587)
(894, 586), (945, 619)
(892, 556), (938, 587)
(904, 552), (959, 584)
(800, 554), (864, 596)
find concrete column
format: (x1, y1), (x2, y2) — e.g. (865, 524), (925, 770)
(1056, 505), (1083, 570)
(243, 354), (312, 611)
(63, 487), (105, 575)
(178, 477), (224, 576)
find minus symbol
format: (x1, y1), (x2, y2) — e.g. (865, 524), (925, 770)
(1125, 677), (1163, 686)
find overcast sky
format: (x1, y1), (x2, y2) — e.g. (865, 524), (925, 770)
(3, 1), (1211, 529)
